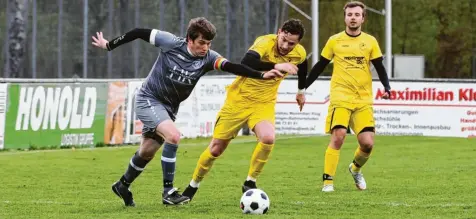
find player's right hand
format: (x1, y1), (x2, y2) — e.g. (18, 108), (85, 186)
(262, 69), (284, 79)
(92, 32), (109, 50)
(296, 93), (306, 111)
(382, 88), (391, 99)
(274, 63), (298, 75)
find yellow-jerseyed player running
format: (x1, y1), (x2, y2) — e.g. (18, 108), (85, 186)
(304, 1), (391, 192)
(182, 19), (308, 200)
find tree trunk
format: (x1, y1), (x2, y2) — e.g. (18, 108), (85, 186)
(6, 0), (27, 78)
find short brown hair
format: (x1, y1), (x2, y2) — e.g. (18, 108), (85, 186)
(281, 19), (305, 40)
(343, 1), (366, 17)
(186, 17), (217, 41)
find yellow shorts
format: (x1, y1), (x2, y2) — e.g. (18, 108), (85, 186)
(213, 102), (275, 140)
(325, 102), (375, 134)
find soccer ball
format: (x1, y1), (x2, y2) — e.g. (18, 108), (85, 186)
(240, 189), (270, 215)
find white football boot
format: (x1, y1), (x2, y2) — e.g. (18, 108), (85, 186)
(321, 184), (335, 192)
(349, 163), (367, 190)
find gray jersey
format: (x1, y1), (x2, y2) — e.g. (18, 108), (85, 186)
(137, 29), (222, 116)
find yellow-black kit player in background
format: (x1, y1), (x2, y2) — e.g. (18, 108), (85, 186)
(181, 19), (308, 201)
(302, 1), (391, 192)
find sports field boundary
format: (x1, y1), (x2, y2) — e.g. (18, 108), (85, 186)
(0, 134), (323, 156)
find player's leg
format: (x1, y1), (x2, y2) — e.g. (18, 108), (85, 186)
(348, 105), (375, 190)
(112, 96), (167, 206)
(182, 107), (248, 201)
(112, 136), (162, 207)
(153, 119), (191, 205)
(182, 138), (232, 200)
(132, 96), (188, 205)
(322, 105), (352, 192)
(243, 105), (276, 192)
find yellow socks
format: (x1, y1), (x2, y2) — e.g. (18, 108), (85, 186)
(191, 147), (217, 186)
(351, 146), (371, 172)
(248, 142), (274, 180)
(323, 147), (340, 185)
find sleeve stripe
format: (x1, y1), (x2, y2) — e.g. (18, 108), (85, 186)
(213, 57), (228, 70)
(149, 29), (158, 45)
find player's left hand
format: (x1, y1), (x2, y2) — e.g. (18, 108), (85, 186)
(382, 89), (391, 99)
(262, 69), (284, 79)
(296, 93), (306, 111)
(92, 32), (109, 50)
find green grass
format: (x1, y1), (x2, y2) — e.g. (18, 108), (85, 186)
(0, 135), (475, 219)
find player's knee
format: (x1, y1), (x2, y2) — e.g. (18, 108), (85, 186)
(163, 131), (181, 145)
(209, 139), (229, 157)
(331, 137), (345, 149)
(260, 134), (275, 145)
(209, 145), (224, 157)
(330, 127), (347, 148)
(138, 149), (155, 160)
(358, 139), (374, 153)
(358, 128), (374, 152)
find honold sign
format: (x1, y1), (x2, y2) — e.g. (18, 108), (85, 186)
(4, 83), (108, 149)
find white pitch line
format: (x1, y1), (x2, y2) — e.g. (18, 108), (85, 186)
(292, 200), (473, 208)
(0, 135), (321, 156)
(2, 200), (119, 205)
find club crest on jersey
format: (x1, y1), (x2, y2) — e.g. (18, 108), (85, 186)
(360, 42), (367, 50)
(192, 60), (202, 68)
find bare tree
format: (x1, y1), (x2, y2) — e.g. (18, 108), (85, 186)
(5, 0), (27, 78)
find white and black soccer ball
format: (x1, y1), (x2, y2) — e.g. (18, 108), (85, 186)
(240, 189), (270, 215)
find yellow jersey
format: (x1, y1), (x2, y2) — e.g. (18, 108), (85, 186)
(321, 31), (383, 104)
(225, 34), (307, 104)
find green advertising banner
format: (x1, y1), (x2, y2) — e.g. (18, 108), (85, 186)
(4, 83), (108, 149)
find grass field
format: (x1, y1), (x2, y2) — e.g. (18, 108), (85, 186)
(0, 135), (475, 219)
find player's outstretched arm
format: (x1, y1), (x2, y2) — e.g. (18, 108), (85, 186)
(296, 59), (308, 111)
(297, 59), (308, 91)
(305, 56), (331, 88)
(241, 51), (298, 74)
(217, 58), (284, 80)
(92, 28), (153, 51)
(371, 57), (391, 99)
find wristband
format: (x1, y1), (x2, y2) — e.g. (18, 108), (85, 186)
(297, 89), (305, 94)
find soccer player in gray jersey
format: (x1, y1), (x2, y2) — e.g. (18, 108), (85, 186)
(92, 17), (285, 206)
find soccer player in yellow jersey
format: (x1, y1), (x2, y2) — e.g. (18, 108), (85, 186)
(304, 1), (391, 192)
(182, 19), (308, 200)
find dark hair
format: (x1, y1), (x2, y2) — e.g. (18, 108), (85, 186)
(343, 1), (366, 17)
(280, 19), (305, 40)
(186, 17), (217, 41)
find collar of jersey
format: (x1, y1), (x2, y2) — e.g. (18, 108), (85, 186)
(345, 30), (361, 38)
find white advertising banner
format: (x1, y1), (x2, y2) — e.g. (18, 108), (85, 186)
(125, 78), (476, 142)
(194, 78), (232, 137)
(275, 80), (329, 135)
(372, 81), (476, 138)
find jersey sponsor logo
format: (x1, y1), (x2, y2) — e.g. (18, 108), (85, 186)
(344, 56), (365, 69)
(168, 65), (199, 85)
(344, 56), (365, 64)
